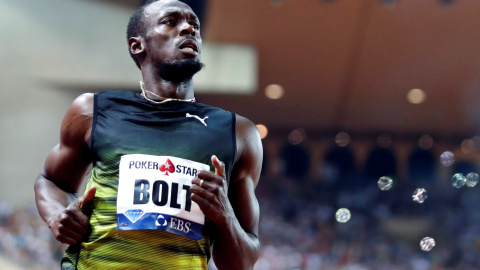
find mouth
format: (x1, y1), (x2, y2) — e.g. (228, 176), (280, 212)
(178, 40), (198, 53)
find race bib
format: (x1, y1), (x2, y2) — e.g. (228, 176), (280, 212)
(116, 154), (210, 240)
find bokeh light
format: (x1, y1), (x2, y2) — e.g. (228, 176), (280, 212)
(440, 151), (455, 166)
(288, 128), (306, 145)
(420, 237), (436, 251)
(452, 173), (466, 188)
(461, 138), (476, 154)
(265, 84), (284, 100)
(466, 172), (479, 188)
(418, 134), (434, 150)
(335, 132), (350, 147)
(256, 124), (268, 139)
(378, 176), (394, 191)
(335, 208), (351, 223)
(407, 88), (427, 104)
(412, 188), (428, 203)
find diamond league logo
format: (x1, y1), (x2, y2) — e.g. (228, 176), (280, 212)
(124, 209), (145, 223)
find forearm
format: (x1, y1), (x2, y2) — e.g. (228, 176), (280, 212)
(34, 175), (77, 224)
(212, 214), (260, 270)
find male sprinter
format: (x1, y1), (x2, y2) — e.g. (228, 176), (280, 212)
(34, 0), (262, 269)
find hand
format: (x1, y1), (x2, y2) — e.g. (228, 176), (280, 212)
(48, 186), (96, 245)
(191, 155), (234, 225)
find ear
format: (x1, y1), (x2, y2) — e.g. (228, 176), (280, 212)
(128, 36), (145, 56)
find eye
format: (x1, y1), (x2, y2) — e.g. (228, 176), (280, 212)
(189, 21), (200, 30)
(163, 18), (176, 26)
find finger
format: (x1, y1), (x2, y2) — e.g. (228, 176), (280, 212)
(192, 177), (211, 190)
(191, 177), (203, 187)
(74, 212), (91, 228)
(56, 234), (80, 246)
(196, 170), (219, 182)
(78, 186), (96, 213)
(190, 184), (214, 200)
(58, 223), (85, 242)
(63, 210), (89, 235)
(211, 155), (225, 178)
(66, 206), (91, 228)
(191, 192), (214, 213)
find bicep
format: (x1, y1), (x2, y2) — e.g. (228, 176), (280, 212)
(43, 93), (94, 193)
(43, 142), (91, 194)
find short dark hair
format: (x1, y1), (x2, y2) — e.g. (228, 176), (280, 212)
(126, 0), (161, 69)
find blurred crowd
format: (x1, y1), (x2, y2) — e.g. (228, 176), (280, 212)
(0, 202), (65, 270)
(248, 141), (480, 270)
(1, 143), (480, 270)
(252, 174), (480, 270)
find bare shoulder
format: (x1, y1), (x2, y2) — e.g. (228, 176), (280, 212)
(60, 93), (94, 146)
(235, 114), (260, 142)
(70, 93), (94, 115)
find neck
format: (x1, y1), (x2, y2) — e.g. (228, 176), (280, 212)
(141, 65), (195, 100)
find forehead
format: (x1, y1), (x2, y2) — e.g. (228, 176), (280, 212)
(144, 1), (198, 21)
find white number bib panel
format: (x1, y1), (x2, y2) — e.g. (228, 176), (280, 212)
(117, 154), (210, 240)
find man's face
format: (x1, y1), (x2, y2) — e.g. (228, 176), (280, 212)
(142, 1), (202, 65)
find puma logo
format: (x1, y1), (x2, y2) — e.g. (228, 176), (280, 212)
(186, 113), (209, 126)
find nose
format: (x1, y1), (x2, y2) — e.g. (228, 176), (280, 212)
(179, 21), (196, 37)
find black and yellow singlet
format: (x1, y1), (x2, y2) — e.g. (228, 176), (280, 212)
(61, 91), (236, 269)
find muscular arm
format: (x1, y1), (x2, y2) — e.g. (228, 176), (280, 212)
(212, 115), (262, 270)
(191, 115), (262, 270)
(34, 93), (96, 245)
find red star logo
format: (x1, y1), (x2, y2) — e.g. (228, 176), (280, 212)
(159, 159), (175, 175)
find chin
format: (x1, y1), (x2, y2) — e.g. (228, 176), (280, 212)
(157, 58), (205, 83)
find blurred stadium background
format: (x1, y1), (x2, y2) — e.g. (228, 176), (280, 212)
(1, 0), (480, 269)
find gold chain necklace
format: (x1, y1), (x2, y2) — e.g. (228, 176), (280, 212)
(140, 81), (196, 104)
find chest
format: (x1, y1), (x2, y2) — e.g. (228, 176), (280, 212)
(92, 106), (235, 176)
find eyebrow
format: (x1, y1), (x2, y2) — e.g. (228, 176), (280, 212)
(159, 9), (199, 23)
